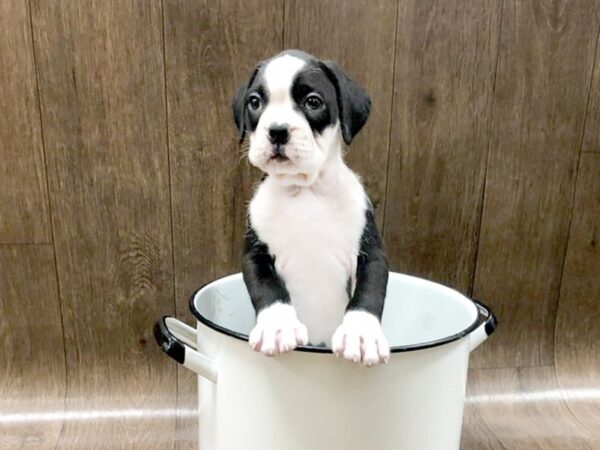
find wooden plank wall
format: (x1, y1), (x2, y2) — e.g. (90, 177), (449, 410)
(384, 0), (501, 293)
(471, 0), (600, 369)
(1, 0), (599, 448)
(0, 0), (49, 243)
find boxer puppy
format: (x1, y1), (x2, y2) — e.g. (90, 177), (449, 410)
(234, 50), (389, 366)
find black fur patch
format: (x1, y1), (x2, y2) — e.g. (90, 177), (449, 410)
(291, 63), (338, 135)
(346, 206), (389, 319)
(232, 64), (263, 142)
(242, 223), (291, 313)
(319, 60), (371, 145)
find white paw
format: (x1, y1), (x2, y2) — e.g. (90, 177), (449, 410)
(249, 303), (309, 356)
(331, 311), (390, 367)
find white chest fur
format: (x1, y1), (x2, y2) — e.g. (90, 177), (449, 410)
(249, 161), (367, 344)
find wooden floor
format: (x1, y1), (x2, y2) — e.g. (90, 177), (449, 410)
(2, 364), (600, 449)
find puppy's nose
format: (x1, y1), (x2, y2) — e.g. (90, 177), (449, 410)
(268, 124), (289, 145)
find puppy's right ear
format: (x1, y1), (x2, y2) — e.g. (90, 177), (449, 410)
(232, 64), (262, 144)
(232, 83), (247, 143)
(319, 60), (370, 145)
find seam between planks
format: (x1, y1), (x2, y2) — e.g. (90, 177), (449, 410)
(469, 0), (505, 298)
(159, 0), (177, 317)
(282, 0), (286, 49)
(25, 0), (70, 446)
(380, 0), (401, 239)
(158, 3), (179, 449)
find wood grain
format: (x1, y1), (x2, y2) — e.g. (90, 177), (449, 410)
(383, 0), (501, 292)
(555, 153), (600, 440)
(0, 0), (50, 244)
(582, 27), (600, 154)
(462, 381), (506, 450)
(285, 0), (397, 226)
(0, 245), (65, 449)
(30, 1), (176, 448)
(466, 367), (598, 449)
(471, 0), (600, 368)
(162, 1), (283, 447)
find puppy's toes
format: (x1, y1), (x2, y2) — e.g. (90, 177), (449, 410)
(377, 336), (391, 364)
(259, 327), (278, 356)
(250, 303), (309, 356)
(278, 327), (297, 353)
(362, 338), (380, 367)
(331, 329), (345, 356)
(248, 327), (263, 352)
(295, 322), (309, 346)
(342, 333), (361, 363)
(333, 311), (389, 366)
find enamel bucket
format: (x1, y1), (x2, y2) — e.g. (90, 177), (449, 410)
(154, 272), (496, 450)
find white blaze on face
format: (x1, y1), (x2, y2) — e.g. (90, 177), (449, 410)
(263, 55), (305, 103)
(247, 54), (339, 185)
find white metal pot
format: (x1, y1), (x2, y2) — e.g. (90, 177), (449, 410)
(155, 272), (496, 450)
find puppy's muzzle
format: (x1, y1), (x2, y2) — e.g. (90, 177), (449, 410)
(268, 124), (290, 161)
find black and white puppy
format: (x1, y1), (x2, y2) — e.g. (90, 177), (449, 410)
(234, 50), (389, 366)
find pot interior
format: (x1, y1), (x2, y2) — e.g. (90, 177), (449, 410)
(191, 272), (479, 352)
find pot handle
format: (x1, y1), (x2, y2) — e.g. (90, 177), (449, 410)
(154, 316), (218, 383)
(468, 300), (497, 352)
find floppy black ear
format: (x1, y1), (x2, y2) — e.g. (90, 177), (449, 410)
(232, 64), (262, 143)
(319, 60), (371, 145)
(232, 83), (247, 142)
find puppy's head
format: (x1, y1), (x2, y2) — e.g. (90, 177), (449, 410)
(233, 50), (370, 184)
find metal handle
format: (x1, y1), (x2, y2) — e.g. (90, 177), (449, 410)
(468, 300), (497, 352)
(154, 316), (218, 383)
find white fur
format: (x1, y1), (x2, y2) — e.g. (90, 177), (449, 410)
(331, 310), (390, 366)
(249, 302), (309, 355)
(250, 150), (367, 344)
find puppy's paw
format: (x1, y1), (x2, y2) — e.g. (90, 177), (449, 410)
(249, 303), (308, 356)
(331, 311), (390, 367)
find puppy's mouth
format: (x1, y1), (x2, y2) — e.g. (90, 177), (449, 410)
(270, 154), (289, 162)
(269, 144), (290, 162)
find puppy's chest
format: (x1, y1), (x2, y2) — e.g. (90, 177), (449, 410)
(250, 184), (366, 273)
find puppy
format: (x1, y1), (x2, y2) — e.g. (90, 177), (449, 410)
(234, 50), (389, 366)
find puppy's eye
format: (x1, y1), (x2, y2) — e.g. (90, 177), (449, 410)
(247, 94), (262, 111)
(304, 94), (323, 111)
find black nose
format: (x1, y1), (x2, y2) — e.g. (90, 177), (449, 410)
(268, 124), (289, 144)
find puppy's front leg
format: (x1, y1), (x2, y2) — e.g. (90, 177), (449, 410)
(242, 225), (308, 356)
(332, 210), (390, 366)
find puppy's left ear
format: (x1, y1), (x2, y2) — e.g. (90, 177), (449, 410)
(319, 60), (371, 145)
(232, 64), (262, 144)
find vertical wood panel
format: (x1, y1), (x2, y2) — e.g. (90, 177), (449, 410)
(0, 0), (50, 243)
(582, 27), (600, 154)
(30, 1), (176, 448)
(164, 0), (283, 318)
(0, 245), (65, 449)
(285, 0), (397, 226)
(163, 1), (283, 447)
(472, 0), (600, 369)
(555, 153), (600, 440)
(384, 0), (501, 292)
